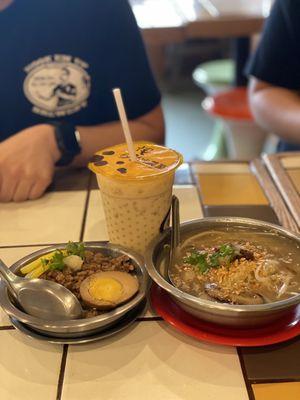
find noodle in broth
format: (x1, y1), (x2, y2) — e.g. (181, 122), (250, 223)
(169, 230), (300, 305)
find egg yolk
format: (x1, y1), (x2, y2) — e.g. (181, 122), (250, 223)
(89, 277), (123, 303)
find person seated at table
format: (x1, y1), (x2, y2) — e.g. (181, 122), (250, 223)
(0, 0), (164, 202)
(247, 0), (300, 152)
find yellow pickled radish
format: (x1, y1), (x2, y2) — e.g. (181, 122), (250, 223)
(20, 251), (57, 275)
(21, 250), (67, 278)
(26, 264), (51, 279)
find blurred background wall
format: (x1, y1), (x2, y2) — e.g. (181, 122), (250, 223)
(129, 0), (274, 161)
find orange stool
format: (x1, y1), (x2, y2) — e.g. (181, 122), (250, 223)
(202, 87), (268, 159)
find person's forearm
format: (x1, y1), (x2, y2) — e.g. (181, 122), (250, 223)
(72, 105), (164, 166)
(249, 81), (300, 144)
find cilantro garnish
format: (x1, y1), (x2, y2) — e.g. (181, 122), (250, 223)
(40, 242), (86, 272)
(66, 241), (85, 258)
(184, 251), (210, 274)
(47, 250), (65, 271)
(211, 244), (236, 266)
(184, 244), (238, 274)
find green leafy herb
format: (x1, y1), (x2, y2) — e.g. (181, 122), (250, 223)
(208, 244), (236, 268)
(184, 244), (238, 274)
(209, 252), (221, 268)
(48, 251), (65, 271)
(184, 251), (210, 274)
(66, 241), (85, 258)
(41, 258), (50, 267)
(38, 242), (86, 272)
(219, 244), (236, 258)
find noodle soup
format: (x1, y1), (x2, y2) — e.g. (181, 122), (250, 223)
(170, 230), (300, 305)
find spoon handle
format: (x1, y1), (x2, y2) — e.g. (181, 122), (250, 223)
(171, 195), (180, 250)
(0, 259), (19, 301)
(168, 195), (180, 278)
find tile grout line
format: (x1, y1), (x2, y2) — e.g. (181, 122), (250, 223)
(0, 325), (15, 330)
(0, 243), (71, 249)
(135, 316), (164, 322)
(79, 173), (93, 242)
(250, 378), (300, 384)
(237, 347), (256, 400)
(56, 344), (69, 400)
(195, 161), (298, 394)
(0, 173), (93, 250)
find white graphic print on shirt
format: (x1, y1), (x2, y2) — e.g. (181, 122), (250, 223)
(23, 54), (91, 118)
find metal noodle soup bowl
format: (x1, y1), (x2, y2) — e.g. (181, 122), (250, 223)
(0, 242), (148, 338)
(145, 218), (300, 328)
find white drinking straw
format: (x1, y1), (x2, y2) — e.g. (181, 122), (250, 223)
(113, 88), (137, 161)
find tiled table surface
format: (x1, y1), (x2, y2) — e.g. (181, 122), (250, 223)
(264, 152), (300, 230)
(1, 162), (300, 400)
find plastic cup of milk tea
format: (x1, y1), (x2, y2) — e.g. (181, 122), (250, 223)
(89, 141), (183, 255)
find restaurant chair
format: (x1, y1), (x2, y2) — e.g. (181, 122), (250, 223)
(202, 87), (268, 160)
(193, 59), (234, 160)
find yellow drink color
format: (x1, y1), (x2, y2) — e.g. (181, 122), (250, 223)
(89, 141), (183, 255)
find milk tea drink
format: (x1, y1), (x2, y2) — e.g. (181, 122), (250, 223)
(89, 142), (182, 255)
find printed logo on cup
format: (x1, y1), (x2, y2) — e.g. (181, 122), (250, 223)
(23, 54), (91, 118)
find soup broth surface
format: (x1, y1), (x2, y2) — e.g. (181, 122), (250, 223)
(169, 230), (300, 305)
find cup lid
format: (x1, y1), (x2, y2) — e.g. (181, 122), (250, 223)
(88, 141), (183, 180)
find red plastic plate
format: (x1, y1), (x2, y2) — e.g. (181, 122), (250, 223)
(150, 284), (300, 347)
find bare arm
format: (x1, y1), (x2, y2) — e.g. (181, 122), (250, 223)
(249, 77), (300, 144)
(0, 104), (164, 202)
(73, 104), (164, 166)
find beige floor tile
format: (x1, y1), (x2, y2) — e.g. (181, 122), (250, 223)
(0, 303), (10, 326)
(83, 186), (203, 242)
(192, 163), (250, 174)
(0, 247), (44, 326)
(139, 295), (158, 318)
(287, 170), (300, 193)
(0, 246), (44, 267)
(252, 382), (300, 400)
(0, 330), (62, 400)
(83, 190), (108, 242)
(63, 321), (248, 400)
(197, 174), (268, 205)
(0, 310), (10, 326)
(173, 185), (203, 220)
(281, 156), (300, 169)
(0, 191), (87, 246)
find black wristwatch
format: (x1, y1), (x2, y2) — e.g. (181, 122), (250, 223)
(48, 121), (81, 166)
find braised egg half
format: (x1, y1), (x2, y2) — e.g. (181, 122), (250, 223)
(80, 271), (139, 310)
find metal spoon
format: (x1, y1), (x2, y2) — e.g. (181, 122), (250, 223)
(166, 195), (180, 284)
(0, 259), (83, 320)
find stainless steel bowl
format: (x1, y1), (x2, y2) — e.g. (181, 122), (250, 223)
(145, 217), (300, 328)
(0, 242), (148, 338)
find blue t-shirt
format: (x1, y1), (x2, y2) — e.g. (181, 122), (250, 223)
(246, 0), (300, 151)
(0, 0), (161, 140)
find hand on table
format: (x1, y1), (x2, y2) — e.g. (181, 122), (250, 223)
(0, 124), (61, 202)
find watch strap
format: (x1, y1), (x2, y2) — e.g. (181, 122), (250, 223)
(48, 121), (81, 166)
